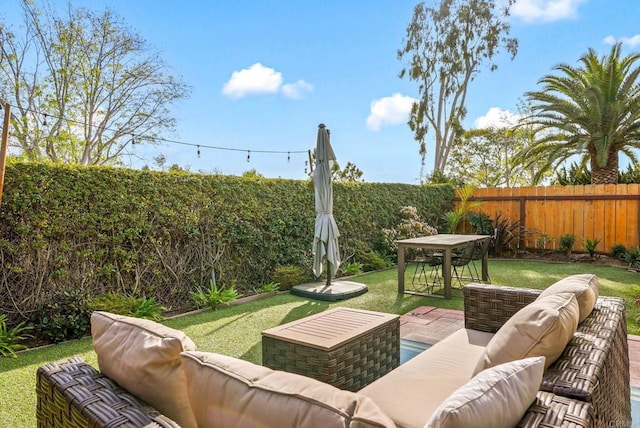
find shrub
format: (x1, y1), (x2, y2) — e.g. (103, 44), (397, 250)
(611, 244), (627, 260)
(0, 162), (454, 319)
(87, 292), (138, 315)
(444, 185), (483, 233)
(559, 234), (576, 255)
(30, 288), (91, 343)
(272, 266), (307, 291)
(466, 211), (493, 235)
(87, 293), (166, 321)
(130, 296), (166, 321)
(253, 282), (280, 294)
(623, 247), (640, 270)
(381, 206), (438, 255)
(339, 261), (363, 276)
(0, 314), (32, 358)
(357, 250), (389, 272)
(191, 281), (240, 309)
(583, 237), (601, 259)
(536, 234), (554, 250)
(491, 213), (521, 257)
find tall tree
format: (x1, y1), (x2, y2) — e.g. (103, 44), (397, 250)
(0, 1), (189, 165)
(398, 0), (517, 177)
(446, 127), (523, 187)
(447, 102), (549, 187)
(519, 42), (640, 184)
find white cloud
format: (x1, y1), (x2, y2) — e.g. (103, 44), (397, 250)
(604, 34), (640, 48)
(511, 0), (586, 23)
(474, 107), (523, 129)
(281, 80), (314, 99)
(366, 93), (416, 132)
(222, 63), (313, 100)
(222, 63), (283, 98)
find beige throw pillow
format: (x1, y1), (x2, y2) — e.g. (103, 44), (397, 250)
(426, 356), (545, 428)
(91, 311), (198, 428)
(180, 350), (396, 428)
(536, 274), (599, 322)
(473, 293), (579, 375)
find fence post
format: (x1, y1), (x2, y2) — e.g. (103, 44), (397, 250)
(519, 196), (526, 249)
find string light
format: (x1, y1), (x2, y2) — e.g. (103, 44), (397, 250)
(287, 152), (290, 162)
(0, 102), (308, 160)
(42, 113), (48, 126)
(131, 134), (136, 145)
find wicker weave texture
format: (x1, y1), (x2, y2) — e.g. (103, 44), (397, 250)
(463, 283), (540, 332)
(262, 318), (400, 391)
(542, 297), (631, 428)
(36, 357), (179, 428)
(519, 391), (594, 427)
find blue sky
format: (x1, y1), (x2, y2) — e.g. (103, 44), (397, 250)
(3, 0), (640, 183)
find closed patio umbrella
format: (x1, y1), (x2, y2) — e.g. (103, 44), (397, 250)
(312, 123), (341, 285)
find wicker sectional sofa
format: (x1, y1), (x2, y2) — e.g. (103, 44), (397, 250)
(36, 275), (631, 428)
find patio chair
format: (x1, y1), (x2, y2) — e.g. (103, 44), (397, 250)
(410, 250), (443, 293)
(451, 241), (477, 287)
(468, 238), (492, 283)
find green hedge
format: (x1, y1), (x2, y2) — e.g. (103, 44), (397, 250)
(0, 162), (453, 318)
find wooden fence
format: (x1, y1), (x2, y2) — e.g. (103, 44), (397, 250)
(460, 184), (640, 253)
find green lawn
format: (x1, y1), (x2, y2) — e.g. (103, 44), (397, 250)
(1, 260), (639, 426)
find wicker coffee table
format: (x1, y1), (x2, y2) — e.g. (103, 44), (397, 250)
(261, 307), (400, 391)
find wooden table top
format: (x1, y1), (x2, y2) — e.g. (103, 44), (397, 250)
(261, 307), (399, 351)
(396, 234), (489, 248)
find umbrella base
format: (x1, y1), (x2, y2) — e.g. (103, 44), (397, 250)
(290, 280), (368, 302)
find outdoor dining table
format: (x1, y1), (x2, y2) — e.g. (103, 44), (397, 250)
(396, 234), (491, 299)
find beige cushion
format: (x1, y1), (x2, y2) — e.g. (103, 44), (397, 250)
(537, 274), (599, 322)
(474, 293), (579, 375)
(359, 328), (494, 428)
(91, 311), (197, 428)
(426, 356), (545, 428)
(180, 350), (395, 428)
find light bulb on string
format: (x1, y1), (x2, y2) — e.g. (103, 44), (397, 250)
(131, 134), (136, 145)
(42, 113), (48, 126)
(197, 145), (201, 158)
(287, 152), (290, 162)
(247, 150), (250, 162)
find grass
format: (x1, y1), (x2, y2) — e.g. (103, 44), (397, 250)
(1, 260), (639, 425)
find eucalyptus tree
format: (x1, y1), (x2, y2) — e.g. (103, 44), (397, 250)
(519, 42), (640, 184)
(398, 0), (517, 177)
(0, 1), (189, 165)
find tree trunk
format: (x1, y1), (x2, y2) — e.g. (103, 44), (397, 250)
(590, 150), (619, 184)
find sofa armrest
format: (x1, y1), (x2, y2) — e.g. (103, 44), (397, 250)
(542, 296), (631, 428)
(464, 283), (631, 427)
(36, 357), (180, 428)
(519, 391), (594, 427)
(463, 283), (540, 333)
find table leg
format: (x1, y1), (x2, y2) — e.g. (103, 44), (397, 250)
(443, 248), (452, 299)
(397, 245), (405, 294)
(482, 245), (489, 282)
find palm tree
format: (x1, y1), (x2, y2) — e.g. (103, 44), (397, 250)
(518, 42), (640, 184)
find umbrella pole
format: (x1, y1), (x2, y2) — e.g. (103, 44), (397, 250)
(326, 260), (331, 286)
